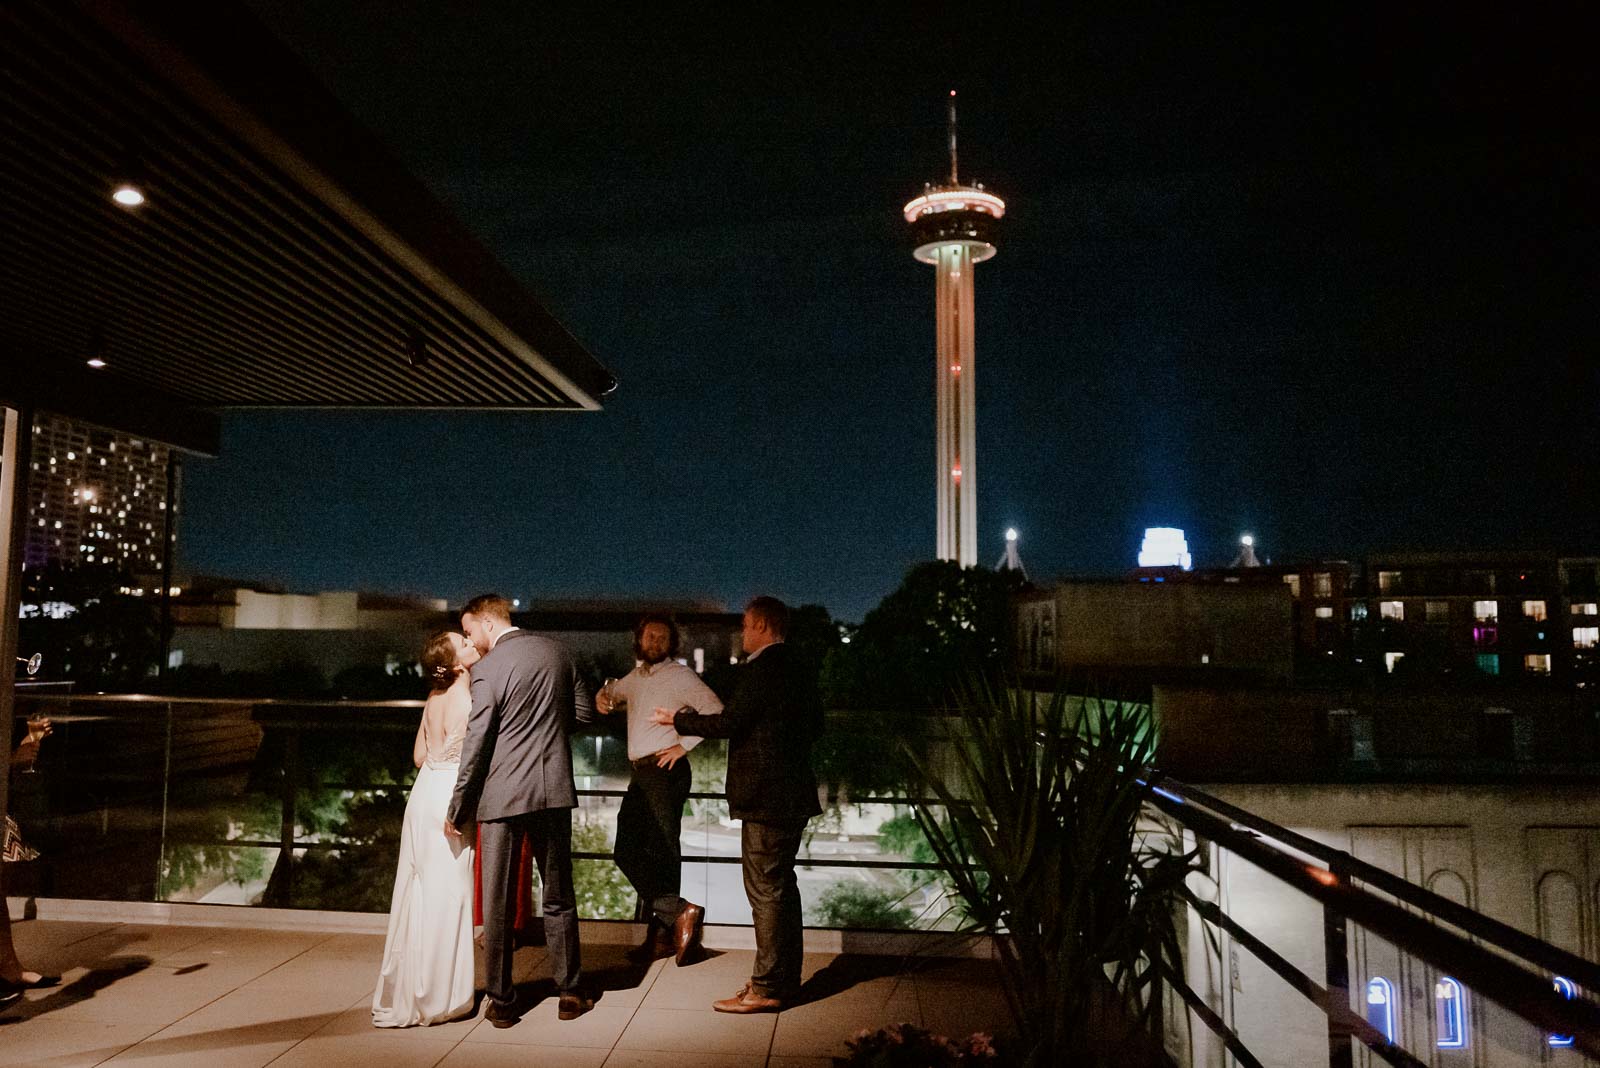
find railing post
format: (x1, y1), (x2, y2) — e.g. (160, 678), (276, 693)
(278, 724), (298, 905)
(1324, 856), (1354, 1068)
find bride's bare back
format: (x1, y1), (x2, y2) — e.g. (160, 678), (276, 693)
(422, 677), (470, 763)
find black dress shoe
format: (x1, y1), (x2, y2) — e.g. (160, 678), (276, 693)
(24, 975), (60, 989)
(0, 980), (23, 1014)
(557, 991), (595, 1020)
(625, 924), (674, 964)
(484, 997), (522, 1028)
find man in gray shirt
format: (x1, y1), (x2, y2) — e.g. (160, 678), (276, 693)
(598, 613), (722, 966)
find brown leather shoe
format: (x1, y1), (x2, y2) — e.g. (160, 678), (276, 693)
(626, 924), (674, 964)
(672, 902), (705, 965)
(557, 991), (595, 1020)
(712, 982), (785, 1013)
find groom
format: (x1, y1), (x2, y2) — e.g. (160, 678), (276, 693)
(446, 594), (596, 1025)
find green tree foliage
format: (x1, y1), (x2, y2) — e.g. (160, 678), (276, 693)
(809, 879), (916, 929)
(827, 561), (1026, 713)
(572, 815), (637, 919)
(19, 564), (161, 688)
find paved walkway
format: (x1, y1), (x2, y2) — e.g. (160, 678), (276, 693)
(1, 919), (1010, 1067)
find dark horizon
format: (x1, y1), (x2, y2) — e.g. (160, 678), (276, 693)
(175, 4), (1600, 621)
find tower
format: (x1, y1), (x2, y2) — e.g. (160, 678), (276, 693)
(904, 91), (1004, 567)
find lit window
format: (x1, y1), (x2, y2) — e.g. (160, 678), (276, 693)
(1435, 977), (1467, 1049)
(1378, 570), (1402, 593)
(1381, 601), (1405, 621)
(1283, 574), (1301, 599)
(1473, 600), (1498, 623)
(1315, 605), (1334, 619)
(1523, 600), (1547, 621)
(1525, 654), (1552, 675)
(1385, 652), (1405, 674)
(1549, 976), (1576, 1048)
(1473, 626), (1498, 647)
(1425, 600), (1449, 624)
(1575, 627), (1600, 650)
(1366, 977), (1397, 1043)
(1475, 653), (1499, 676)
(1314, 572), (1333, 598)
(1575, 603), (1599, 616)
(1350, 603), (1368, 621)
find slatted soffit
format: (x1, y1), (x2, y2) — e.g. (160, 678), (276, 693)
(0, 0), (616, 436)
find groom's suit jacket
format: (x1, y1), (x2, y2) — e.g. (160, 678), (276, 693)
(448, 629), (596, 825)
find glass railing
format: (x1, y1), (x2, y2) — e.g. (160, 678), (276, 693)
(6, 694), (957, 931)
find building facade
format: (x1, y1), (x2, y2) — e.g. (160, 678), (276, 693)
(24, 412), (176, 577)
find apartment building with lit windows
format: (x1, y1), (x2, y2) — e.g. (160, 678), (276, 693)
(23, 413), (177, 575)
(1352, 551), (1599, 689)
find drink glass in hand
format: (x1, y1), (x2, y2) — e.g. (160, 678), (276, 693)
(599, 678), (626, 714)
(21, 713), (49, 773)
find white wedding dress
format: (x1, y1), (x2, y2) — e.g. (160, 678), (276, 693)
(371, 721), (476, 1027)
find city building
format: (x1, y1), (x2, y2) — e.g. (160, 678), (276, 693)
(167, 583), (740, 682)
(1015, 547), (1600, 1064)
(23, 412), (176, 576)
(1015, 577), (1295, 685)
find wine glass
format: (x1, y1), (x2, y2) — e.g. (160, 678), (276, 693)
(16, 653), (41, 676)
(20, 713), (50, 773)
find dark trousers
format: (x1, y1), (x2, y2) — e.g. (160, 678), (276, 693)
(480, 808), (581, 1006)
(614, 756), (693, 928)
(741, 818), (808, 998)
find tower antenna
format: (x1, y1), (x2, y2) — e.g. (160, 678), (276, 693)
(947, 90), (959, 185)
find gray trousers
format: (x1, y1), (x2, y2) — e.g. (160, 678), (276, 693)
(741, 818), (808, 998)
(480, 808), (580, 1006)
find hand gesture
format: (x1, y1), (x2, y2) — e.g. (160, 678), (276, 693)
(655, 744), (687, 770)
(650, 706), (676, 727)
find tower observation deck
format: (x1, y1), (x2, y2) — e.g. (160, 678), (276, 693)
(903, 91), (1004, 567)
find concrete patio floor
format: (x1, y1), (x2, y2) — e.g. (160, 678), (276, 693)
(0, 917), (1012, 1067)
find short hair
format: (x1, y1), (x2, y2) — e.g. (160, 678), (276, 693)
(633, 613), (681, 660)
(744, 595), (790, 639)
(420, 631), (458, 693)
(461, 593), (514, 624)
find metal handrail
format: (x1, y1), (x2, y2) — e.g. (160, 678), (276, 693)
(1152, 773), (1600, 994)
(1148, 780), (1600, 1060)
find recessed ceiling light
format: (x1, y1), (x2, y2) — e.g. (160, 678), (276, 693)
(86, 357), (107, 369)
(111, 184), (145, 208)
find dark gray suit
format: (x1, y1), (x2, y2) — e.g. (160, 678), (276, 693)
(449, 628), (596, 1007)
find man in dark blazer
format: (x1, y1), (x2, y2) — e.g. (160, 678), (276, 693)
(652, 595), (822, 1012)
(447, 594), (597, 1024)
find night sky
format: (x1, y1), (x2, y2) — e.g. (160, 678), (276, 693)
(179, 4), (1600, 621)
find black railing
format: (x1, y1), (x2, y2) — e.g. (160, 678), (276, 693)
(8, 692), (1600, 1063)
(1146, 771), (1600, 1063)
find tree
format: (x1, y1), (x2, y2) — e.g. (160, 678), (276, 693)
(827, 561), (1027, 712)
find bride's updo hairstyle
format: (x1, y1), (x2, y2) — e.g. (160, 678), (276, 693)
(420, 631), (459, 693)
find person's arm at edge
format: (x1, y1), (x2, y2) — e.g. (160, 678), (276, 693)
(672, 667), (724, 752)
(673, 659), (761, 740)
(447, 671), (498, 828)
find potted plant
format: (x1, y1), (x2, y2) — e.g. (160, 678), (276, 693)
(903, 678), (1200, 1067)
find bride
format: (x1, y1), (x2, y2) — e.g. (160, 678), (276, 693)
(372, 631), (480, 1027)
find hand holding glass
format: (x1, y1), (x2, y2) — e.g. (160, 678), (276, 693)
(20, 714), (51, 773)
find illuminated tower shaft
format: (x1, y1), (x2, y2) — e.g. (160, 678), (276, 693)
(903, 93), (1004, 567)
(933, 244), (978, 563)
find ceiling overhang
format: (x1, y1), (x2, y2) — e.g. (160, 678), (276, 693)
(0, 0), (617, 454)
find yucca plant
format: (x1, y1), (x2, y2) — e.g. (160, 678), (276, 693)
(903, 677), (1200, 1066)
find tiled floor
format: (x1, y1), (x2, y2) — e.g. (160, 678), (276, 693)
(1, 919), (1011, 1067)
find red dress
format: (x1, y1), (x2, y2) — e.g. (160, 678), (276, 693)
(473, 825), (537, 938)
